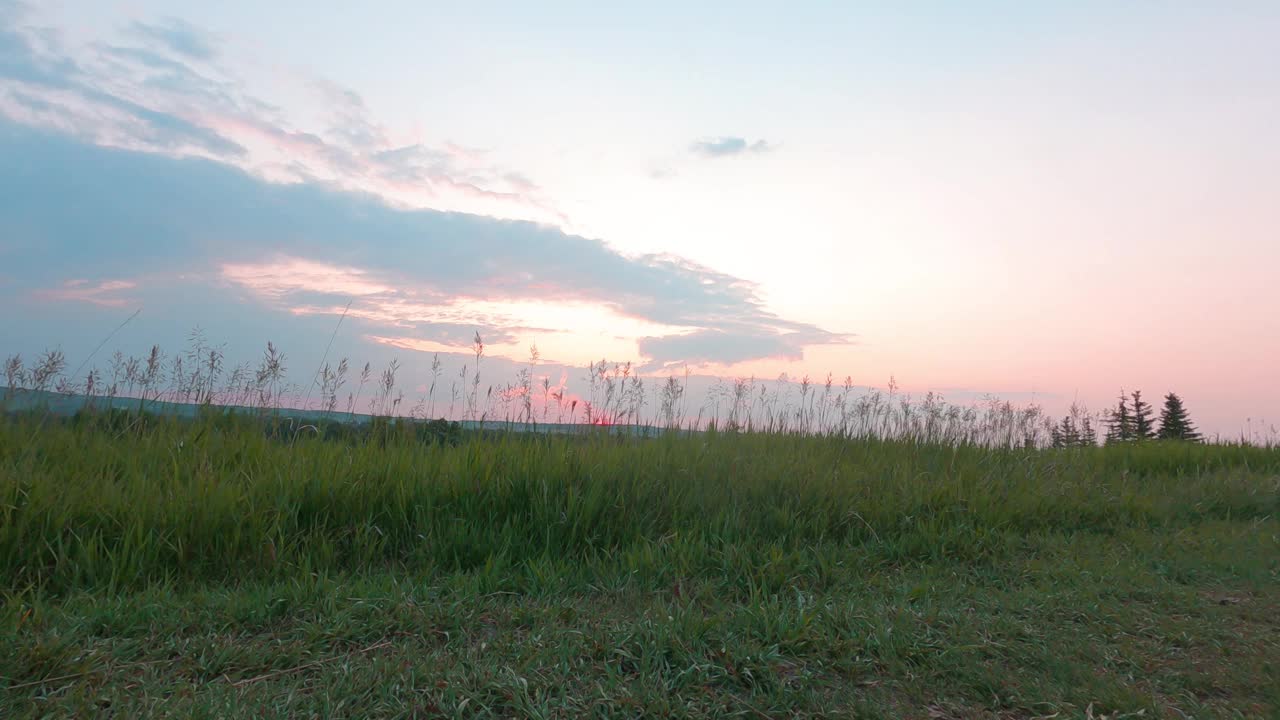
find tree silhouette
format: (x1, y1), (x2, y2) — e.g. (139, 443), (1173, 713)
(1105, 391), (1133, 444)
(1131, 390), (1155, 441)
(1157, 392), (1201, 442)
(1052, 415), (1080, 448)
(1054, 403), (1098, 447)
(1080, 414), (1098, 446)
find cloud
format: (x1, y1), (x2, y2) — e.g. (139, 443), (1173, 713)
(221, 258), (395, 299)
(0, 9), (560, 224)
(0, 13), (78, 88)
(0, 11), (845, 370)
(369, 330), (522, 354)
(126, 18), (217, 60)
(689, 136), (773, 158)
(89, 88), (248, 157)
(638, 331), (801, 368)
(34, 278), (137, 307)
(0, 12), (246, 159)
(638, 321), (848, 371)
(1, 123), (850, 369)
(311, 78), (387, 150)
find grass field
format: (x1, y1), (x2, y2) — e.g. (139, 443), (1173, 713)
(2, 409), (1278, 718)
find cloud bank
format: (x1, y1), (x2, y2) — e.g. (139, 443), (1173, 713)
(0, 3), (560, 224)
(0, 7), (848, 371)
(2, 124), (850, 368)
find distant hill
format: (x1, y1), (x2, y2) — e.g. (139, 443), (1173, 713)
(0, 387), (666, 436)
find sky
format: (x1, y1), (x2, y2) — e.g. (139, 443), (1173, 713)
(1, 0), (1277, 436)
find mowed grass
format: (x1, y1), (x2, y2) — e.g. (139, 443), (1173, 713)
(1, 412), (1277, 718)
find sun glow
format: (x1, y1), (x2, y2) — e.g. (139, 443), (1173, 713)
(368, 298), (693, 367)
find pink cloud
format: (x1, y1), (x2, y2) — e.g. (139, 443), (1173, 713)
(221, 257), (394, 299)
(220, 253), (723, 367)
(290, 299), (515, 330)
(34, 279), (138, 307)
(366, 335), (456, 354)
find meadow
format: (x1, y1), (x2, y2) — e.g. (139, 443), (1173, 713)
(1, 397), (1278, 718)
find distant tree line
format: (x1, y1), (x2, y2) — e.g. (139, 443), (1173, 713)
(1052, 391), (1201, 448)
(1049, 402), (1099, 448)
(1105, 390), (1201, 444)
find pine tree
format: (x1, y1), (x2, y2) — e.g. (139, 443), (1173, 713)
(1080, 414), (1098, 446)
(1131, 390), (1155, 440)
(1059, 415), (1080, 447)
(1157, 392), (1202, 442)
(1105, 391), (1133, 444)
(1052, 415), (1081, 448)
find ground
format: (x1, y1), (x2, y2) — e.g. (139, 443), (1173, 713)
(2, 417), (1277, 717)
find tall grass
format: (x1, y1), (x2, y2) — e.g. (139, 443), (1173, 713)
(14, 330), (1278, 448)
(4, 335), (1278, 719)
(4, 331), (1277, 597)
(2, 408), (1276, 597)
(0, 333), (1126, 448)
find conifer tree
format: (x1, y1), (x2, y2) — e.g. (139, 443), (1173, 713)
(1052, 415), (1081, 448)
(1131, 390), (1155, 440)
(1105, 391), (1132, 444)
(1080, 414), (1098, 446)
(1157, 392), (1201, 442)
(1059, 415), (1080, 447)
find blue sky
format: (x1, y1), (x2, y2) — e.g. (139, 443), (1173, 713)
(2, 0), (1278, 435)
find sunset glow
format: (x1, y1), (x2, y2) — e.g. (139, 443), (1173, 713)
(2, 1), (1277, 438)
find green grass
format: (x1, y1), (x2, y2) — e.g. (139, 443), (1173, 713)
(2, 411), (1278, 718)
